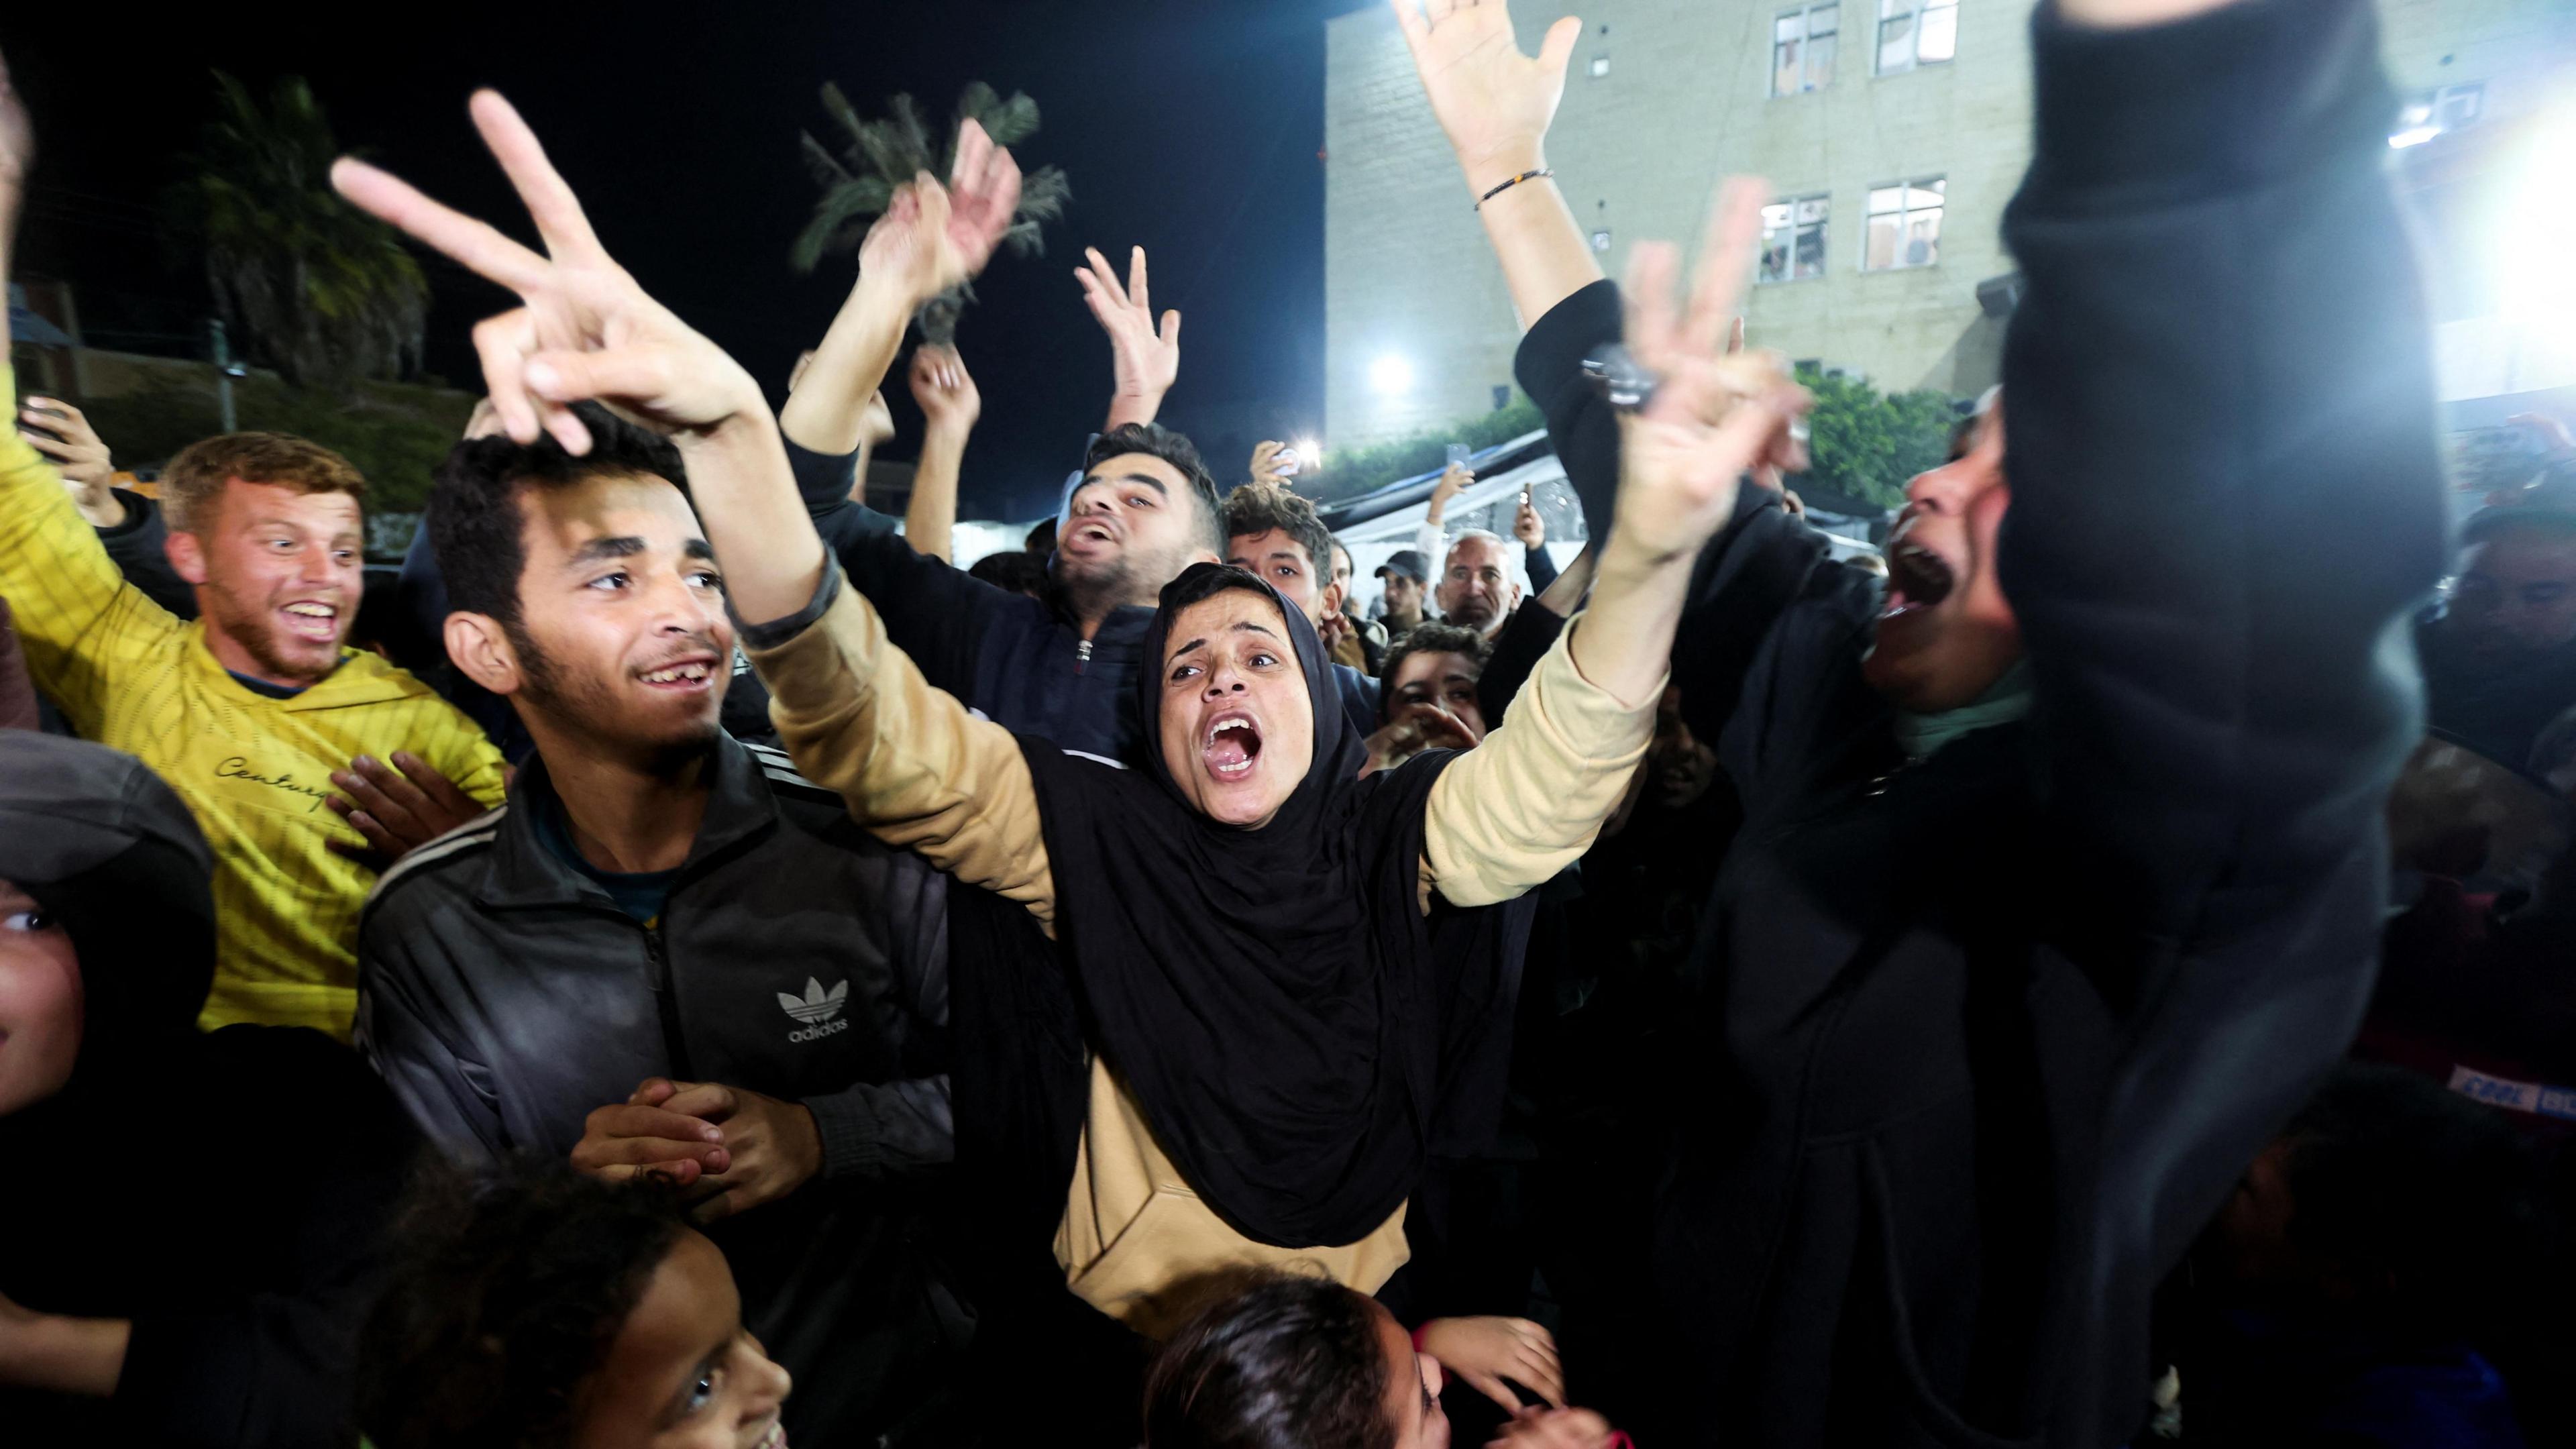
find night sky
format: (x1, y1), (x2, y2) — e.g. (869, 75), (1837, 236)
(1, 0), (1385, 519)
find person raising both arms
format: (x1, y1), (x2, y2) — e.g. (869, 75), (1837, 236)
(1392, 0), (2446, 1442)
(780, 166), (1217, 761)
(0, 57), (505, 1041)
(330, 87), (1801, 1440)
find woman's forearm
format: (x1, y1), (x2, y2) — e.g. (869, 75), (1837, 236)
(680, 414), (825, 628)
(904, 421), (968, 564)
(1561, 537), (1687, 709)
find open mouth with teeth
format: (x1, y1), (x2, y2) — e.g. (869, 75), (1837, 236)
(1201, 710), (1265, 780)
(1881, 531), (1956, 621)
(637, 657), (718, 692)
(280, 600), (341, 643)
(751, 1417), (787, 1449)
(1067, 519), (1118, 550)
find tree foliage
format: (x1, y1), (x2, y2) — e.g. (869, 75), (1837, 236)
(1303, 396), (1547, 504)
(794, 81), (1071, 342)
(164, 73), (427, 396)
(80, 374), (474, 522)
(1794, 367), (1958, 511)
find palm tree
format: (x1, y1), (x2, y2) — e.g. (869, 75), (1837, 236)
(166, 73), (426, 395)
(795, 81), (1071, 342)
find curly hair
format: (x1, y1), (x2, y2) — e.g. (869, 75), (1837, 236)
(356, 1159), (694, 1449)
(1143, 1269), (1397, 1449)
(429, 401), (690, 629)
(1220, 482), (1335, 586)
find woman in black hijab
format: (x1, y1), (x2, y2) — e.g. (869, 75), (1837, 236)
(0, 731), (423, 1446)
(315, 85), (1801, 1333)
(725, 211), (1805, 1334)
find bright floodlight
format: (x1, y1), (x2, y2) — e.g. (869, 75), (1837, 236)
(2496, 101), (2576, 368)
(1293, 439), (1323, 468)
(1370, 354), (1415, 396)
(2388, 125), (2440, 149)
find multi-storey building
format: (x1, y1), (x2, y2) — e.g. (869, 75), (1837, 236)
(1324, 0), (2576, 449)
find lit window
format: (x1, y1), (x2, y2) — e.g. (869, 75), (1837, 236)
(1771, 5), (1839, 97)
(1591, 228), (1613, 252)
(1591, 53), (1611, 77)
(1876, 0), (1957, 76)
(2390, 81), (2483, 148)
(1758, 195), (1830, 282)
(1864, 178), (1943, 270)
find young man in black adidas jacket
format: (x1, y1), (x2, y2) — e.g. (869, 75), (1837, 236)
(352, 405), (963, 1448)
(1395, 0), (2447, 1442)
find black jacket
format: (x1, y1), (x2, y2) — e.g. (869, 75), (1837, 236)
(0, 731), (420, 1448)
(1517, 3), (2446, 1444)
(353, 733), (963, 1445)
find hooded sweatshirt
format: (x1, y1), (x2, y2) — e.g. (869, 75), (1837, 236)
(0, 731), (422, 1447)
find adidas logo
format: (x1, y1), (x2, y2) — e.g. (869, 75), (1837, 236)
(777, 977), (852, 1044)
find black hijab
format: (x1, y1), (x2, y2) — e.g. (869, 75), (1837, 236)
(1013, 564), (1532, 1248)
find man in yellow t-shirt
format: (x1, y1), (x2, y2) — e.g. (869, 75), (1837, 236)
(0, 384), (507, 1038)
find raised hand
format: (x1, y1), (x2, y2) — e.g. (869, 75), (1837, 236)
(1513, 492), (1545, 548)
(859, 123), (1024, 311)
(1610, 178), (1809, 567)
(1250, 439), (1300, 484)
(908, 344), (980, 434)
(1417, 1315), (1565, 1411)
(1077, 245), (1181, 428)
(1387, 0), (1582, 194)
(20, 398), (118, 526)
(331, 91), (768, 455)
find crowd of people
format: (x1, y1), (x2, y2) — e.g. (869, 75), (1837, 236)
(1, 0), (2569, 1444)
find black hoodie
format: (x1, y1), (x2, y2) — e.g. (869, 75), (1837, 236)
(0, 731), (421, 1447)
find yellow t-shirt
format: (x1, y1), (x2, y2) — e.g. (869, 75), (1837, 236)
(0, 367), (506, 1039)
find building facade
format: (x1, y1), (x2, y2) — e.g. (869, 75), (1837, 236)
(1324, 0), (2576, 449)
(1325, 0), (2035, 447)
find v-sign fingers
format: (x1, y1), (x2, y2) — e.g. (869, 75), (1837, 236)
(332, 158), (551, 295)
(1682, 178), (1768, 360)
(468, 91), (608, 264)
(1083, 248), (1129, 309)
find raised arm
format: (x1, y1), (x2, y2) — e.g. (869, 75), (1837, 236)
(903, 343), (979, 563)
(1426, 182), (1806, 906)
(0, 65), (182, 730)
(1077, 245), (1181, 431)
(1389, 0), (1599, 331)
(336, 91), (1055, 928)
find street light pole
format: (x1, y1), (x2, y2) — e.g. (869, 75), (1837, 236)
(209, 317), (237, 434)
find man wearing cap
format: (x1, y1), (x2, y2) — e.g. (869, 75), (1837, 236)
(1375, 547), (1432, 651)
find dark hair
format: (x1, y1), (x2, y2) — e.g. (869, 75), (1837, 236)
(357, 1159), (694, 1449)
(1162, 561), (1283, 621)
(1084, 423), (1224, 556)
(1143, 1270), (1398, 1449)
(2274, 1063), (2546, 1333)
(1221, 482), (1336, 586)
(163, 431), (368, 532)
(429, 402), (690, 628)
(968, 547), (1047, 596)
(1377, 623), (1487, 718)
